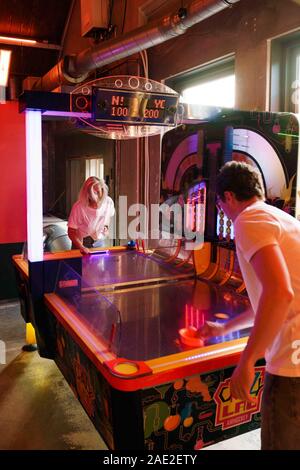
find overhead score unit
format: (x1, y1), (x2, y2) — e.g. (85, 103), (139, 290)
(19, 75), (227, 139)
(19, 76), (182, 139)
(92, 87), (179, 126)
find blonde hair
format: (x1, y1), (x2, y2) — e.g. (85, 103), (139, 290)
(78, 176), (108, 207)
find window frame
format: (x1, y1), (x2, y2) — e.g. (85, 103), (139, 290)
(270, 31), (300, 112)
(166, 55), (235, 98)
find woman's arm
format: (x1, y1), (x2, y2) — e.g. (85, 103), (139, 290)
(68, 227), (89, 255)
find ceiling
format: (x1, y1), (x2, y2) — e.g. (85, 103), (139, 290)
(0, 0), (204, 95)
(0, 0), (73, 90)
(0, 0), (166, 94)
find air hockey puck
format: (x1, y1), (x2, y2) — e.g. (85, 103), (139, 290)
(179, 327), (204, 347)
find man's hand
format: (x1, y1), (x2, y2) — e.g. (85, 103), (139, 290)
(196, 320), (225, 339)
(230, 360), (257, 403)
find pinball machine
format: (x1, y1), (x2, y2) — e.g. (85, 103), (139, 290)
(13, 107), (300, 450)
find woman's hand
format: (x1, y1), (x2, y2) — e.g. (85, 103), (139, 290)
(80, 245), (90, 255)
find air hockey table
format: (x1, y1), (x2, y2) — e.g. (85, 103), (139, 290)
(13, 245), (193, 322)
(82, 247), (194, 289)
(40, 252), (264, 451)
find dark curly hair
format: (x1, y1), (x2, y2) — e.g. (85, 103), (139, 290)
(216, 161), (265, 201)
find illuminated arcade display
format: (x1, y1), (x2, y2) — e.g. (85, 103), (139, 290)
(216, 210), (234, 241)
(92, 88), (179, 126)
(186, 181), (206, 236)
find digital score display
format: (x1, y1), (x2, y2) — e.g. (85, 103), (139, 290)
(92, 88), (179, 126)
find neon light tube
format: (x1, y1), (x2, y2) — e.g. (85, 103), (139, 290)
(26, 111), (43, 261)
(0, 36), (37, 45)
(0, 49), (11, 86)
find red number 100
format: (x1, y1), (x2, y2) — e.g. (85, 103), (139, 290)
(111, 107), (129, 116)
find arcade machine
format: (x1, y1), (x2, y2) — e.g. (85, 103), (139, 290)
(13, 76), (193, 354)
(13, 79), (300, 450)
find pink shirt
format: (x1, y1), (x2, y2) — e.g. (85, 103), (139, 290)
(68, 197), (115, 241)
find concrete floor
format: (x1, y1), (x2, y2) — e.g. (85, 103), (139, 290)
(0, 300), (261, 450)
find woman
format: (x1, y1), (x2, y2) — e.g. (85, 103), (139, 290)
(68, 176), (115, 254)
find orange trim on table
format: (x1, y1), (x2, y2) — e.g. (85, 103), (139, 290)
(12, 255), (29, 277)
(44, 292), (249, 391)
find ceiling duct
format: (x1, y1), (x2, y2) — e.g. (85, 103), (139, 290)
(33, 0), (240, 91)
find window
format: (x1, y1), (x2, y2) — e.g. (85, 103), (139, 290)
(270, 31), (300, 112)
(66, 156), (104, 214)
(85, 157), (104, 179)
(182, 75), (235, 108)
(285, 43), (300, 113)
(167, 56), (235, 108)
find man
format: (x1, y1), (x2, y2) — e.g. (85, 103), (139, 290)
(200, 161), (300, 449)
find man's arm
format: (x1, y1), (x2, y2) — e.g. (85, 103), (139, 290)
(197, 307), (254, 339)
(225, 308), (255, 332)
(231, 244), (294, 402)
(68, 227), (89, 255)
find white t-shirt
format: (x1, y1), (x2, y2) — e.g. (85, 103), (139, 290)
(234, 200), (300, 377)
(68, 197), (115, 241)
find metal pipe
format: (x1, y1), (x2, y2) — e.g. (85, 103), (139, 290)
(33, 0), (240, 91)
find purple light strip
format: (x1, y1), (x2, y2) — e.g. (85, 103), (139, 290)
(43, 110), (92, 118)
